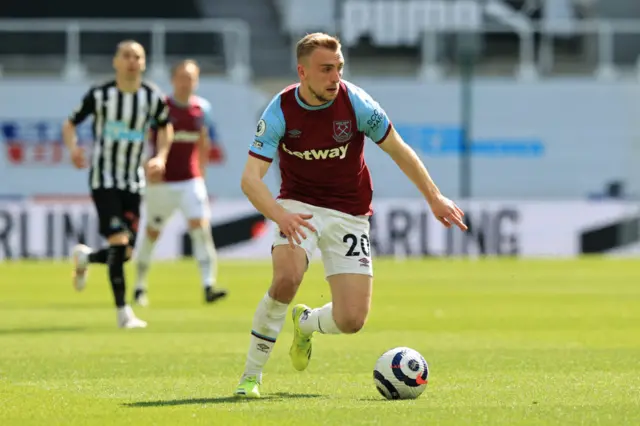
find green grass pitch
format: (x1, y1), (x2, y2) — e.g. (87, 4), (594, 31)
(0, 257), (639, 425)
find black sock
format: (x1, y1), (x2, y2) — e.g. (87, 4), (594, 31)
(108, 245), (127, 308)
(88, 248), (109, 264)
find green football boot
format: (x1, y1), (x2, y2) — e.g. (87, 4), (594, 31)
(289, 304), (314, 372)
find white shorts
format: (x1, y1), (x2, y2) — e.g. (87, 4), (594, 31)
(273, 199), (373, 278)
(143, 178), (209, 230)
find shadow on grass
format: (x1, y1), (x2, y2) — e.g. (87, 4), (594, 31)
(0, 326), (85, 335)
(357, 397), (398, 402)
(124, 392), (322, 407)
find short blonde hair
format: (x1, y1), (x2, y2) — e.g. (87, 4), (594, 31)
(296, 33), (341, 61)
(171, 59), (200, 76)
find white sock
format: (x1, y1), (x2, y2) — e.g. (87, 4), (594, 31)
(299, 302), (342, 335)
(242, 292), (289, 378)
(117, 305), (133, 320)
(189, 227), (217, 288)
(135, 235), (156, 291)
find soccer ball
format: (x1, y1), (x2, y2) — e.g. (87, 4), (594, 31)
(373, 347), (429, 400)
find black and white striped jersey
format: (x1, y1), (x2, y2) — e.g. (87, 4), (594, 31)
(68, 80), (170, 193)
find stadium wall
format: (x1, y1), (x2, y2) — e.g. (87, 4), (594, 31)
(1, 78), (639, 200)
(1, 198), (639, 260)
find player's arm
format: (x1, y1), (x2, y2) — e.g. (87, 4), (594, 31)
(241, 96), (316, 245)
(151, 95), (174, 163)
(242, 154), (316, 247)
(62, 88), (95, 152)
(241, 156), (287, 223)
(198, 99), (218, 177)
(377, 128), (440, 203)
(62, 88), (95, 168)
(197, 126), (210, 177)
(380, 130), (466, 230)
(350, 84), (441, 203)
(240, 101), (288, 223)
(351, 84), (466, 230)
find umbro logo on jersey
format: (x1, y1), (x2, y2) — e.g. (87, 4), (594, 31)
(287, 129), (302, 138)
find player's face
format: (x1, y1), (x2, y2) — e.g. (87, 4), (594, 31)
(301, 47), (344, 103)
(113, 44), (146, 79)
(172, 64), (199, 98)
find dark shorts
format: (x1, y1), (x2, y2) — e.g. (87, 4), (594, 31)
(91, 189), (141, 245)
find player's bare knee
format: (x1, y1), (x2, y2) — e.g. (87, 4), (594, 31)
(107, 232), (129, 246)
(327, 274), (372, 333)
(269, 271), (304, 303)
(125, 246), (134, 260)
(187, 218), (208, 230)
(146, 227), (160, 241)
(269, 246), (307, 303)
(334, 310), (368, 334)
(269, 259), (305, 302)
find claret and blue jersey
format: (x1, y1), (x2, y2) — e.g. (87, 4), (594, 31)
(149, 95), (218, 182)
(249, 80), (392, 216)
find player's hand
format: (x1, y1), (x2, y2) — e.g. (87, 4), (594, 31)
(276, 211), (317, 249)
(70, 146), (87, 169)
(428, 194), (468, 231)
(146, 156), (166, 183)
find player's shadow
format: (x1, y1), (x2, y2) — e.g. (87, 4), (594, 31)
(357, 397), (392, 402)
(125, 392), (322, 407)
(0, 326), (85, 335)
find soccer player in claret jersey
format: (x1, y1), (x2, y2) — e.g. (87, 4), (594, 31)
(233, 33), (468, 398)
(133, 59), (227, 306)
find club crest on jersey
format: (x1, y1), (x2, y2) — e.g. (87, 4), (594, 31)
(333, 120), (353, 143)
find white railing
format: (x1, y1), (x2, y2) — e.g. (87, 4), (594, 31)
(339, 4), (640, 81)
(276, 0), (337, 35)
(413, 19), (640, 81)
(0, 19), (252, 83)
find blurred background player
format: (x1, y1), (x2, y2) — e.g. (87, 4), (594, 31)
(233, 33), (467, 398)
(133, 59), (227, 306)
(64, 40), (173, 329)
